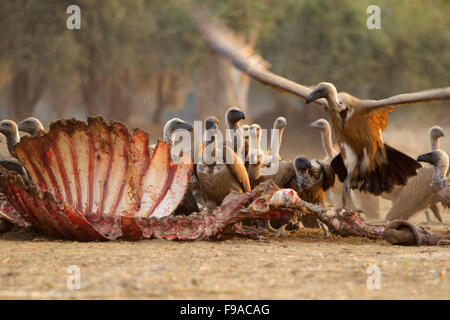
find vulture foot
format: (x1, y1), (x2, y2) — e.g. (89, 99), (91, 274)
(271, 224), (287, 238)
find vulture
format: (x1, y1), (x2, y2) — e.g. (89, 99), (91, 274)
(0, 120), (20, 156)
(246, 124), (264, 188)
(241, 124), (250, 159)
(194, 15), (450, 207)
(224, 107), (246, 158)
(150, 117), (193, 154)
(0, 119), (30, 181)
(17, 117), (45, 137)
(196, 116), (251, 210)
(0, 159), (28, 181)
(150, 118), (200, 214)
(262, 116), (287, 165)
(310, 118), (381, 219)
(385, 146), (449, 222)
(384, 126), (446, 223)
(293, 155), (336, 236)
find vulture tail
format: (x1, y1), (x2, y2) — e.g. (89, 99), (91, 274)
(330, 154), (347, 182)
(331, 144), (421, 196)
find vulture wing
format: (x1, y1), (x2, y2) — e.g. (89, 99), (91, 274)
(193, 13), (328, 108)
(356, 87), (450, 113)
(223, 145), (251, 192)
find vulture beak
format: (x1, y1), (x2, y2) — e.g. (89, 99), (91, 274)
(417, 152), (434, 165)
(206, 122), (218, 131)
(236, 110), (246, 121)
(295, 156), (312, 171)
(17, 121), (30, 133)
(309, 121), (320, 129)
(305, 91), (319, 105)
(177, 122), (194, 132)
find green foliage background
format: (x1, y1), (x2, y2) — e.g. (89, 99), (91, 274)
(0, 0), (448, 124)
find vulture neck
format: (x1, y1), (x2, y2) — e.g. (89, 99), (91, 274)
(203, 133), (217, 164)
(6, 131), (20, 156)
(430, 135), (440, 151)
(227, 118), (240, 131)
(320, 127), (338, 159)
(276, 127), (284, 156)
(163, 127), (175, 148)
(433, 156), (449, 189)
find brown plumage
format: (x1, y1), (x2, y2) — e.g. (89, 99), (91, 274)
(196, 116), (251, 209)
(385, 149), (449, 221)
(382, 126), (446, 223)
(310, 118), (381, 219)
(194, 16), (450, 206)
(293, 156), (335, 229)
(17, 117), (45, 137)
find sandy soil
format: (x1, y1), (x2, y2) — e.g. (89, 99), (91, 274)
(0, 225), (448, 300)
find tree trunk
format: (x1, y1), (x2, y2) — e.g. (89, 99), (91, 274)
(109, 72), (131, 122)
(79, 45), (101, 116)
(195, 52), (251, 121)
(10, 70), (46, 120)
(153, 73), (166, 124)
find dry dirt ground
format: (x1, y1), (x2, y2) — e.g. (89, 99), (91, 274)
(0, 120), (448, 300)
(0, 222), (448, 300)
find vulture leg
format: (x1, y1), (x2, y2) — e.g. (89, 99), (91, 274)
(424, 210), (432, 224)
(424, 203), (443, 225)
(342, 176), (351, 208)
(429, 203), (443, 223)
(264, 219), (276, 232)
(317, 219), (329, 237)
(271, 224), (287, 238)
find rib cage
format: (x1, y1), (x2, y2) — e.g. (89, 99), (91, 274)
(0, 117), (193, 240)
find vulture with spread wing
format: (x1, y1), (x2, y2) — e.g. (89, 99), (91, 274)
(194, 14), (450, 206)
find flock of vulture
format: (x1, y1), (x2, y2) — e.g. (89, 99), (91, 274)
(0, 16), (449, 239)
(0, 102), (448, 238)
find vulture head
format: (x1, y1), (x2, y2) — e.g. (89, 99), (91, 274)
(306, 82), (346, 113)
(163, 118), (193, 147)
(225, 107), (245, 129)
(164, 118), (193, 135)
(17, 117), (45, 136)
(249, 123), (261, 138)
(429, 126), (444, 140)
(417, 149), (449, 190)
(0, 120), (20, 153)
(273, 116), (287, 130)
(294, 155), (336, 194)
(0, 120), (19, 138)
(309, 118), (330, 132)
(205, 116), (219, 131)
(294, 156), (320, 191)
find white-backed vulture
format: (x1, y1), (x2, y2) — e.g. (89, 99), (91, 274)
(149, 118), (199, 214)
(293, 155), (336, 236)
(17, 117), (45, 137)
(384, 126), (446, 222)
(385, 149), (449, 222)
(225, 107), (246, 157)
(196, 116), (251, 210)
(310, 118), (381, 219)
(193, 16), (450, 208)
(246, 124), (264, 188)
(241, 124), (250, 159)
(0, 119), (33, 181)
(0, 120), (20, 157)
(150, 117), (194, 155)
(264, 116), (287, 164)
